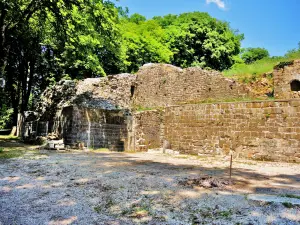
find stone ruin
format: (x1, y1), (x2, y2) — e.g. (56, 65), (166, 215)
(19, 62), (300, 162)
(274, 60), (300, 99)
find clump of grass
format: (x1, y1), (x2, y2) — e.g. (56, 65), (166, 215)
(93, 206), (102, 213)
(280, 194), (300, 199)
(130, 206), (150, 218)
(282, 202), (294, 208)
(91, 148), (110, 152)
(198, 208), (233, 220)
(0, 135), (20, 140)
(134, 105), (155, 112)
(218, 210), (233, 218)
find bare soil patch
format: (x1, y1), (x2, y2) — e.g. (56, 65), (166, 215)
(179, 176), (233, 189)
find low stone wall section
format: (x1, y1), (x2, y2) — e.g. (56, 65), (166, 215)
(164, 99), (300, 162)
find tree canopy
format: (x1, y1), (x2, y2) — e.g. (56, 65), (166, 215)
(120, 18), (173, 72)
(0, 0), (122, 126)
(241, 47), (270, 64)
(154, 12), (244, 70)
(120, 12), (244, 72)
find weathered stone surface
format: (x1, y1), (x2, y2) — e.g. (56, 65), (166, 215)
(61, 106), (128, 151)
(164, 99), (300, 162)
(74, 74), (136, 110)
(133, 63), (249, 107)
(37, 74), (136, 121)
(36, 80), (77, 121)
(131, 110), (164, 151)
(274, 59), (300, 99)
(24, 111), (39, 122)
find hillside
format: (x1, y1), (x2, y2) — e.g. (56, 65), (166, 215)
(223, 51), (300, 98)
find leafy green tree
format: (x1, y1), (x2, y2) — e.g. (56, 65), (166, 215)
(128, 13), (146, 24)
(154, 12), (244, 70)
(120, 19), (173, 72)
(152, 14), (178, 28)
(0, 105), (13, 129)
(0, 0), (122, 126)
(241, 47), (270, 64)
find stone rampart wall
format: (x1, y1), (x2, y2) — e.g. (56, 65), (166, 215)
(133, 64), (249, 108)
(164, 99), (300, 162)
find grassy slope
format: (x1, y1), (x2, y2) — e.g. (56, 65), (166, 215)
(223, 51), (300, 83)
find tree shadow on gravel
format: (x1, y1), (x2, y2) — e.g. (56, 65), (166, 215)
(1, 151), (300, 225)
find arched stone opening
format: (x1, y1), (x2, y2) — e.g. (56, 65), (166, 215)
(290, 80), (300, 91)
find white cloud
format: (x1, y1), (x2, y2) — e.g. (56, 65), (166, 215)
(206, 0), (226, 9)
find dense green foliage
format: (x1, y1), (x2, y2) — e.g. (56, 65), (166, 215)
(120, 12), (243, 72)
(153, 13), (244, 70)
(0, 0), (122, 127)
(241, 47), (270, 64)
(120, 16), (173, 72)
(0, 105), (13, 129)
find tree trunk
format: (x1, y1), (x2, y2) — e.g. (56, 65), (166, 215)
(24, 58), (36, 110)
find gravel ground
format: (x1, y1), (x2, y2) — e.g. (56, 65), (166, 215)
(0, 148), (300, 225)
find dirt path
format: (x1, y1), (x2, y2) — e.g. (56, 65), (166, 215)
(0, 148), (299, 225)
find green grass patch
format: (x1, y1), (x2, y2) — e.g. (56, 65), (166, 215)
(134, 105), (155, 112)
(198, 208), (233, 220)
(0, 146), (41, 159)
(223, 51), (300, 83)
(282, 202), (294, 208)
(178, 96), (269, 105)
(280, 194), (300, 199)
(0, 148), (26, 159)
(218, 210), (233, 218)
(223, 57), (282, 78)
(91, 148), (110, 152)
(93, 206), (102, 213)
(0, 135), (20, 140)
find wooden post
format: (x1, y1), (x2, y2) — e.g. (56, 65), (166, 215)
(229, 154), (233, 179)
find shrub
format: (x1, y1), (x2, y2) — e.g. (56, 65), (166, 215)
(0, 105), (14, 129)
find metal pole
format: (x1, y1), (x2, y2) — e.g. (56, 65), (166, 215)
(229, 154), (233, 180)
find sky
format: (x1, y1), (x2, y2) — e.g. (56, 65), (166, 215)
(115, 0), (300, 56)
